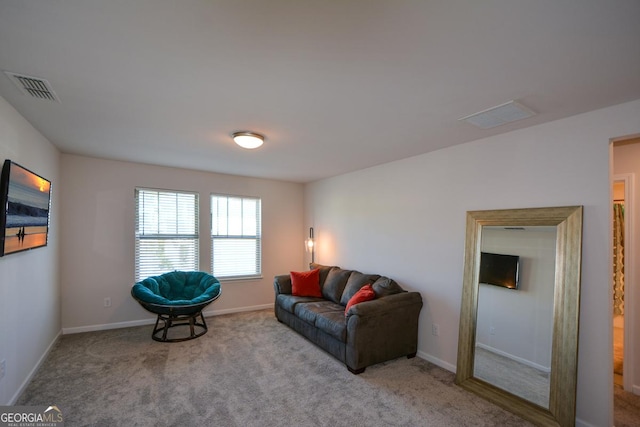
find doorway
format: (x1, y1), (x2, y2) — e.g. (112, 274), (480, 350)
(612, 135), (639, 393)
(612, 177), (628, 388)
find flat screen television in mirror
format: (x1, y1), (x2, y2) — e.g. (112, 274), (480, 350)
(479, 252), (520, 290)
(0, 160), (52, 256)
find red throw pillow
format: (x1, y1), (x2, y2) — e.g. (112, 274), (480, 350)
(291, 269), (322, 297)
(345, 284), (375, 315)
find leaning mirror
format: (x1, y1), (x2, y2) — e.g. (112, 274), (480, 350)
(455, 206), (583, 427)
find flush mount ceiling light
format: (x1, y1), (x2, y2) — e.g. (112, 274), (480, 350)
(232, 132), (264, 149)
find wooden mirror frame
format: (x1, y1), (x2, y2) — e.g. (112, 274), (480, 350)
(455, 206), (583, 427)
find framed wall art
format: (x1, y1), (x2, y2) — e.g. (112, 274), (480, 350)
(0, 160), (52, 256)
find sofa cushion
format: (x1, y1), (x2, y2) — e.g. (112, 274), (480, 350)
(276, 294), (323, 314)
(322, 267), (352, 303)
(133, 271), (221, 306)
(310, 263), (337, 288)
(294, 301), (344, 326)
(340, 271), (381, 305)
(291, 269), (322, 297)
(344, 284), (376, 315)
(315, 311), (347, 341)
(372, 276), (405, 297)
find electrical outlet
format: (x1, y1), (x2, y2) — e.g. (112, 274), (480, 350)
(0, 359), (6, 380)
(104, 297), (111, 308)
(432, 324), (440, 336)
(490, 326), (496, 335)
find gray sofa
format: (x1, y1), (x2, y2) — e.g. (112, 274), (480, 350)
(273, 263), (423, 374)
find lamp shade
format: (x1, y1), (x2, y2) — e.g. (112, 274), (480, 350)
(305, 237), (315, 252)
(305, 227), (315, 263)
(233, 132), (264, 149)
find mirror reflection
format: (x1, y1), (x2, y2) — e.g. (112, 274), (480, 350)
(455, 206), (582, 426)
(473, 226), (557, 408)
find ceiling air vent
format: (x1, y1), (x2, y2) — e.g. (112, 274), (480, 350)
(3, 71), (60, 102)
(458, 100), (535, 129)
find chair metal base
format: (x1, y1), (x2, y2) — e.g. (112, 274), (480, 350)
(152, 310), (208, 342)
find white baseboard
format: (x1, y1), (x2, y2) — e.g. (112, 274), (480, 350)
(633, 384), (640, 395)
(574, 417), (597, 427)
(8, 330), (61, 405)
(62, 304), (274, 335)
(475, 342), (550, 373)
(62, 318), (156, 334)
(202, 303), (272, 317)
(417, 350), (456, 373)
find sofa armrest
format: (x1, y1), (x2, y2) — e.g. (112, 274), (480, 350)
(274, 274), (292, 295)
(346, 291), (422, 318)
(345, 291), (423, 371)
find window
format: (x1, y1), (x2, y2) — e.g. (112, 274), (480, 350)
(135, 188), (199, 281)
(211, 194), (261, 279)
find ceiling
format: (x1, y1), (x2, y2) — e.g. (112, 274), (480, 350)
(1, 1), (639, 183)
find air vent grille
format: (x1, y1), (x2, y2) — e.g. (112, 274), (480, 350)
(458, 101), (534, 129)
(4, 71), (60, 102)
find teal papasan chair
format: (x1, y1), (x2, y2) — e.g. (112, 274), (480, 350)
(131, 271), (221, 342)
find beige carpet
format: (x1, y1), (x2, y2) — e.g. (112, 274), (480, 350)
(615, 386), (640, 427)
(17, 309), (531, 426)
(474, 347), (549, 408)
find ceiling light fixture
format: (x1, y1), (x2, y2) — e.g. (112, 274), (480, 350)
(232, 131), (264, 149)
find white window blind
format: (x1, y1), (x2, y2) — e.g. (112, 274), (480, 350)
(135, 188), (199, 282)
(211, 194), (261, 279)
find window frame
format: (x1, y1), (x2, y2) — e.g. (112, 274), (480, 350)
(210, 193), (262, 281)
(134, 187), (199, 282)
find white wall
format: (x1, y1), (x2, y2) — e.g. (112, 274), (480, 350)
(60, 154), (304, 331)
(305, 99), (640, 427)
(613, 137), (640, 393)
(0, 96), (60, 405)
(476, 228), (556, 371)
